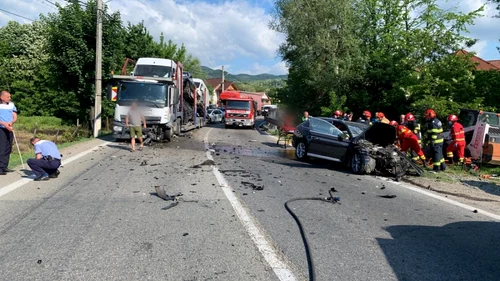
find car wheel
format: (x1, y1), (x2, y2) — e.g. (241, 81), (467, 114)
(295, 140), (308, 161)
(350, 151), (375, 174)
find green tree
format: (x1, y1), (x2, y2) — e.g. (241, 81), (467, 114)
(271, 0), (364, 116)
(271, 0), (483, 119)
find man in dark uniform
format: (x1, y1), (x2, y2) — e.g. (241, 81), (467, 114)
(27, 137), (62, 181)
(425, 109), (446, 172)
(0, 90), (17, 175)
(358, 110), (373, 125)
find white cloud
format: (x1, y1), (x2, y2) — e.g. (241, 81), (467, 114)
(108, 0), (285, 70)
(235, 61), (288, 75)
(467, 40), (488, 57)
(0, 0), (287, 75)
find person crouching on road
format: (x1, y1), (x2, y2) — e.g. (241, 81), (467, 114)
(125, 101), (146, 152)
(27, 137), (61, 181)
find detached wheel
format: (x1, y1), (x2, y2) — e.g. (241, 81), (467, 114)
(295, 140), (308, 161)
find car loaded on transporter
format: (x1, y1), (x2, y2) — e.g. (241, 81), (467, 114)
(107, 57), (207, 142)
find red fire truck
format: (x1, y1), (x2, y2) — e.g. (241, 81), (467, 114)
(219, 91), (257, 129)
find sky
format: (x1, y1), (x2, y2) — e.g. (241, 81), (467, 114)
(0, 0), (499, 75)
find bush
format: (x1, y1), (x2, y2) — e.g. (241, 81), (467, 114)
(15, 116), (72, 131)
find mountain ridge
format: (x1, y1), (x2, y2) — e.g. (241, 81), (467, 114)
(201, 66), (287, 82)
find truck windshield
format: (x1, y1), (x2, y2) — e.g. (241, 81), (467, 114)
(227, 100), (251, 110)
(134, 65), (173, 77)
(118, 82), (167, 107)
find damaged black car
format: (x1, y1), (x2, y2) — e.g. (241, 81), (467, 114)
(291, 117), (423, 177)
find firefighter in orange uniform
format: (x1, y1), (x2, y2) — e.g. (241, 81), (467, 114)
(396, 125), (427, 166)
(375, 112), (390, 124)
(446, 114), (466, 164)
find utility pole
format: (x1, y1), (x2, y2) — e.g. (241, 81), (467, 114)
(93, 0), (103, 138)
(221, 65), (225, 92)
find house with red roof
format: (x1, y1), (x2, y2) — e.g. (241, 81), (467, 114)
(455, 50), (500, 71)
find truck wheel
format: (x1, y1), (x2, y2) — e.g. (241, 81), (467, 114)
(176, 120), (181, 135)
(165, 126), (174, 141)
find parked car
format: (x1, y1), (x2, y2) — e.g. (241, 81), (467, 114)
(292, 117), (422, 177)
(207, 109), (224, 123)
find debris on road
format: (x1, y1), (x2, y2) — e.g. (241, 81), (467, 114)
(140, 160), (148, 166)
(190, 159), (216, 168)
(378, 194), (397, 199)
(473, 209), (478, 213)
(153, 186), (182, 210)
(37, 260), (42, 264)
(183, 233), (189, 236)
(200, 159), (215, 166)
(241, 181), (264, 190)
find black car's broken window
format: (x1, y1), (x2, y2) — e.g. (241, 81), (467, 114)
(310, 118), (342, 136)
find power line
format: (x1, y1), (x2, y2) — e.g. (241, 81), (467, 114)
(0, 8), (35, 21)
(43, 0), (57, 6)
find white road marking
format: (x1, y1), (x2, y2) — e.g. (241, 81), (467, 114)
(204, 128), (297, 281)
(259, 123), (500, 221)
(376, 176), (500, 221)
(0, 141), (112, 198)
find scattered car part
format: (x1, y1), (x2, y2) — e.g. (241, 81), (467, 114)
(154, 185), (182, 210)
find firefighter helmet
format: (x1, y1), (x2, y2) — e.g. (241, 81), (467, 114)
(362, 110), (371, 118)
(389, 120), (398, 127)
(405, 113), (415, 122)
(376, 112), (385, 119)
(425, 109), (436, 119)
(334, 110), (343, 116)
(448, 114), (458, 122)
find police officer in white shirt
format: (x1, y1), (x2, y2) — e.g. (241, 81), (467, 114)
(0, 90), (17, 175)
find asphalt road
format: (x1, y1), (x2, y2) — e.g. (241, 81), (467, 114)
(1, 119), (499, 281)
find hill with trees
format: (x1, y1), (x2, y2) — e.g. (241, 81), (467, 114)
(201, 66), (287, 82)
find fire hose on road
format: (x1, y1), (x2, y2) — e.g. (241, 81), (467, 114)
(284, 188), (340, 281)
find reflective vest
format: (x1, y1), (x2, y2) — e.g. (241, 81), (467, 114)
(426, 117), (444, 144)
(450, 122), (465, 143)
(406, 121), (422, 143)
